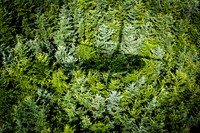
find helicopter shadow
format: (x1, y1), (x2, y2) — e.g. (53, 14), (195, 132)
(80, 53), (161, 73)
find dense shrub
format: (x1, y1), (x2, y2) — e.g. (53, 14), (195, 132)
(0, 0), (199, 132)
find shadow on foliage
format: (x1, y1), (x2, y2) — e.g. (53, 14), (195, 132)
(81, 53), (161, 73)
(190, 124), (200, 133)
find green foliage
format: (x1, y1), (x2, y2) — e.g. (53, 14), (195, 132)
(95, 24), (117, 56)
(34, 4), (59, 41)
(78, 0), (97, 12)
(0, 7), (17, 46)
(0, 0), (200, 133)
(13, 89), (53, 133)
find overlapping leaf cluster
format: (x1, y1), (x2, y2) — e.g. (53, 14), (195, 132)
(0, 0), (200, 132)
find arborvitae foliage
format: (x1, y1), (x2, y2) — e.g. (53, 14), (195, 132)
(0, 0), (200, 132)
(13, 89), (54, 133)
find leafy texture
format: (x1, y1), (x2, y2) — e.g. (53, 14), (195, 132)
(0, 0), (200, 133)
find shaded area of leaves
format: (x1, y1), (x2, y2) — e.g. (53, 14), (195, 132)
(81, 52), (164, 73)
